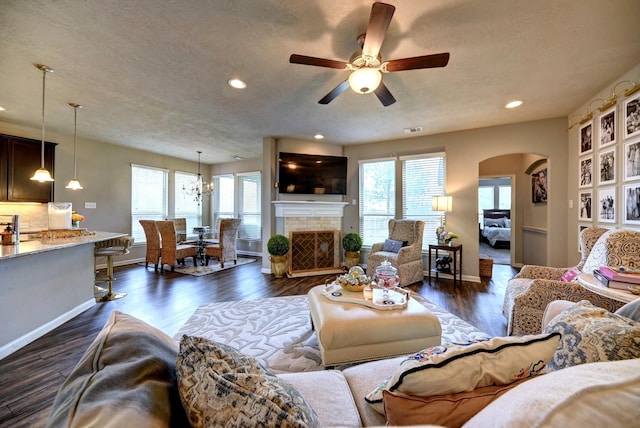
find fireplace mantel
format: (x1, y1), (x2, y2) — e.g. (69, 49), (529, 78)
(272, 201), (348, 218)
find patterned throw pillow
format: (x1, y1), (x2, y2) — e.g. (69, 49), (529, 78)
(543, 300), (640, 372)
(365, 333), (560, 414)
(176, 335), (320, 428)
(382, 239), (406, 253)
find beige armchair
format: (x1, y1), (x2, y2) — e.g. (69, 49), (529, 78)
(367, 219), (425, 287)
(205, 218), (241, 268)
(504, 227), (640, 335)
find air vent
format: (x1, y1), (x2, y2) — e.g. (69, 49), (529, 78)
(403, 126), (423, 134)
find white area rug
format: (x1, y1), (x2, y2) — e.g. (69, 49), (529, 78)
(174, 294), (490, 373)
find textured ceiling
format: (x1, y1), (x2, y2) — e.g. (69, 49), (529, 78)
(1, 0), (640, 164)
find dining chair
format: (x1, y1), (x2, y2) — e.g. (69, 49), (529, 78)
(156, 220), (197, 272)
(205, 218), (242, 268)
(139, 220), (162, 271)
(166, 217), (187, 243)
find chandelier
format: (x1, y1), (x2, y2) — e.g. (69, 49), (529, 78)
(182, 151), (213, 205)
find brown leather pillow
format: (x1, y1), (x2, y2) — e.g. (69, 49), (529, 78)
(383, 379), (531, 428)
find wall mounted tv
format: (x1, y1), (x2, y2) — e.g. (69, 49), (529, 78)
(278, 152), (347, 195)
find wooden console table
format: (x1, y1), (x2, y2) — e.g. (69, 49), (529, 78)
(428, 244), (463, 288)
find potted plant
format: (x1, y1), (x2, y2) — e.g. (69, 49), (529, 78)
(267, 234), (290, 278)
(342, 232), (363, 269)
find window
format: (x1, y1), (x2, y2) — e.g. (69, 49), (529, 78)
(212, 175), (235, 236)
(478, 178), (512, 225)
(238, 172), (261, 239)
(212, 172), (262, 240)
(359, 158), (396, 246)
(401, 153), (446, 248)
(174, 171), (203, 232)
(131, 164), (168, 243)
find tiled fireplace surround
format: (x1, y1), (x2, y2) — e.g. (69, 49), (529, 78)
(272, 201), (348, 276)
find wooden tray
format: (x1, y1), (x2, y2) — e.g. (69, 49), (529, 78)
(321, 282), (409, 310)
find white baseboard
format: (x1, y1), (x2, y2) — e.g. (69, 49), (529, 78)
(0, 299), (95, 360)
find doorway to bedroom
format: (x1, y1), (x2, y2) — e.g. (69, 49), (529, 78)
(479, 177), (511, 265)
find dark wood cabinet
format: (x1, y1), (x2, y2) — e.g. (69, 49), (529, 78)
(0, 134), (55, 203)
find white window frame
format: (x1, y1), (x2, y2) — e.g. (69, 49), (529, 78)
(131, 164), (168, 243)
(359, 157), (396, 246)
(401, 153), (446, 248)
(174, 170), (203, 233)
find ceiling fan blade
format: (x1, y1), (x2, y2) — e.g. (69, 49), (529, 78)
(289, 54), (348, 70)
(384, 52), (450, 72)
(318, 80), (350, 105)
(374, 81), (396, 107)
(362, 2), (395, 58)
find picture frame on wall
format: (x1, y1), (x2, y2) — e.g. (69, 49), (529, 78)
(599, 106), (616, 147)
(579, 156), (593, 188)
(579, 190), (592, 221)
(531, 168), (547, 203)
(624, 138), (640, 181)
(623, 183), (640, 225)
(624, 93), (640, 139)
(597, 187), (616, 223)
(598, 147), (616, 185)
(579, 121), (593, 155)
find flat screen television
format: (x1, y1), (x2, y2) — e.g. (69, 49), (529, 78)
(278, 152), (347, 195)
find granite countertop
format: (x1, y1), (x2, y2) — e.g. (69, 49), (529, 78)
(0, 231), (126, 261)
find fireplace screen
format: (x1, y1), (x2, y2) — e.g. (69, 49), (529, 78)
(289, 230), (342, 275)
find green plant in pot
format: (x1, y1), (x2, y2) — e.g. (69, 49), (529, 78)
(267, 234), (290, 278)
(342, 232), (363, 269)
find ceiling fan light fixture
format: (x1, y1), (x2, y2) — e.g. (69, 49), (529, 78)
(348, 68), (382, 94)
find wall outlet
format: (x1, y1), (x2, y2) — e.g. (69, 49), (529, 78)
(85, 202), (97, 209)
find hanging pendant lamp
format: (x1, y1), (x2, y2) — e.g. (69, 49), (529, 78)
(66, 103), (83, 190)
(30, 64), (55, 182)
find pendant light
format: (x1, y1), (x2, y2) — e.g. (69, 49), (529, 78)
(65, 103), (83, 190)
(30, 64), (55, 182)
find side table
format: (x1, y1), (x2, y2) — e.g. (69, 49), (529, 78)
(577, 273), (638, 304)
(192, 226), (210, 266)
(428, 244), (463, 288)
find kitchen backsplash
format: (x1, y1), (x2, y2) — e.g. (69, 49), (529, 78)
(0, 203), (48, 231)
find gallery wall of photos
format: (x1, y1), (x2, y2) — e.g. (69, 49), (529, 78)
(578, 88), (640, 237)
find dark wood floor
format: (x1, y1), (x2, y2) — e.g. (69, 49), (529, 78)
(0, 259), (515, 427)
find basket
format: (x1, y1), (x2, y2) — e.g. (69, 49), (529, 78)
(479, 257), (493, 277)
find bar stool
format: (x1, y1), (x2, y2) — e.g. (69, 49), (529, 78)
(94, 236), (134, 302)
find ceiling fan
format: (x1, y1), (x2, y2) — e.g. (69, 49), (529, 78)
(289, 2), (450, 107)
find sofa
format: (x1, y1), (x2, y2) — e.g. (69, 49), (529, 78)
(503, 227), (640, 335)
(46, 298), (640, 428)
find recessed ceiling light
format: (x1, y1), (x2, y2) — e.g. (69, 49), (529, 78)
(0, 106), (6, 111)
(314, 133), (324, 140)
(505, 100), (523, 109)
(228, 78), (247, 89)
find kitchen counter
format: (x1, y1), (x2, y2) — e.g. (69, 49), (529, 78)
(0, 231), (125, 260)
(0, 231), (128, 359)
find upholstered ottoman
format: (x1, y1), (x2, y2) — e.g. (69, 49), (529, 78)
(307, 285), (441, 367)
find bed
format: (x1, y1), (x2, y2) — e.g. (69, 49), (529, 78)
(481, 209), (511, 248)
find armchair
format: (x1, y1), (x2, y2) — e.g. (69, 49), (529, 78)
(204, 218), (242, 268)
(366, 219), (425, 287)
(504, 227), (640, 335)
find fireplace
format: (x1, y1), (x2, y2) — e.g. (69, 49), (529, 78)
(272, 201), (347, 277)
